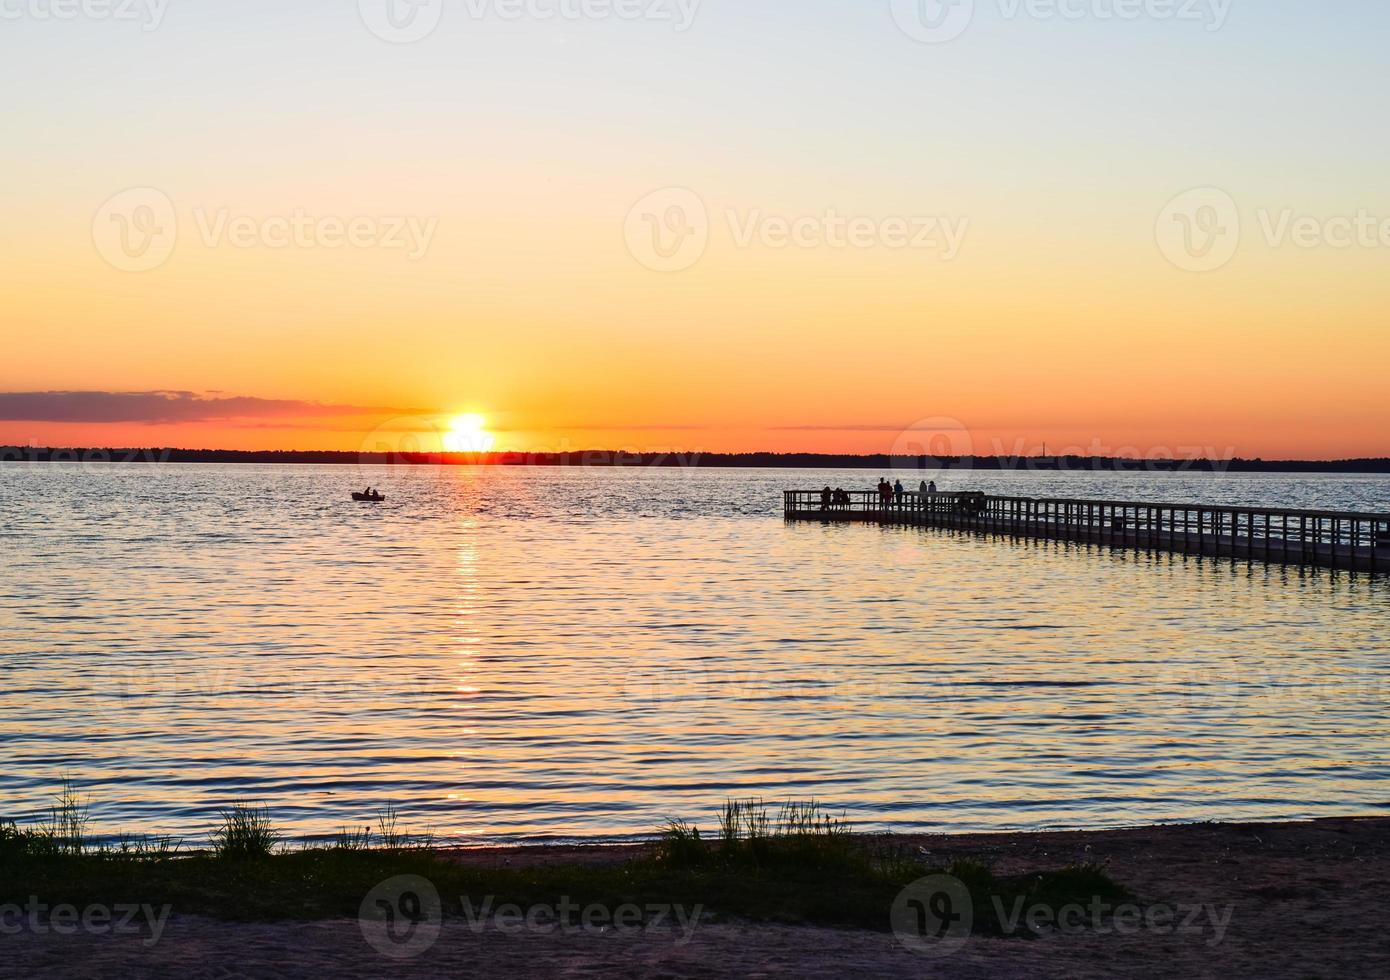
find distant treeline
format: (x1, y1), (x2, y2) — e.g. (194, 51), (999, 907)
(5, 446), (1390, 473)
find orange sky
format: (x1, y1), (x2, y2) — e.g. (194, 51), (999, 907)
(3, 6), (1388, 461)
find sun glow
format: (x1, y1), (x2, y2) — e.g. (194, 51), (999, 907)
(443, 413), (496, 454)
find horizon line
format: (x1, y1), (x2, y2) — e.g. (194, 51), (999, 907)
(6, 446), (1390, 472)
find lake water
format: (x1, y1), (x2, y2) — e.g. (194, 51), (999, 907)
(1, 463), (1388, 845)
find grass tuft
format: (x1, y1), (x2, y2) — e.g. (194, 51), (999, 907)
(665, 799), (861, 873)
(212, 804), (279, 860)
(44, 779), (91, 855)
(334, 825), (374, 852)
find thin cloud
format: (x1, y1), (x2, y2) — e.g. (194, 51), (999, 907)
(559, 423), (709, 432)
(772, 423), (952, 432)
(0, 391), (418, 424)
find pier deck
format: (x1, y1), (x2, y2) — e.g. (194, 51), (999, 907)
(783, 490), (1390, 574)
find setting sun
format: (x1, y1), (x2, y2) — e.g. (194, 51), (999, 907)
(443, 413), (496, 454)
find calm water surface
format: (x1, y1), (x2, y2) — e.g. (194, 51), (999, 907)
(1, 464), (1388, 843)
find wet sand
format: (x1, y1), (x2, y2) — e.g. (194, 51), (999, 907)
(8, 816), (1387, 979)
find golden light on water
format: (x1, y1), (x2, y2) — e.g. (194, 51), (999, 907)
(442, 414), (496, 454)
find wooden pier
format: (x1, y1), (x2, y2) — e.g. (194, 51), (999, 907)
(783, 489), (1390, 575)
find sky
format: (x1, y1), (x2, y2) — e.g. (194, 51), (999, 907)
(2, 0), (1388, 459)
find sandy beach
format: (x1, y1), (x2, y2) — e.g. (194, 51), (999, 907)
(7, 816), (1386, 979)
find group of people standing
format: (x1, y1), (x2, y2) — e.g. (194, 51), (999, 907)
(821, 487), (853, 509)
(818, 478), (938, 511)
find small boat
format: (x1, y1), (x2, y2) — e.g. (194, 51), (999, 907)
(352, 492), (386, 503)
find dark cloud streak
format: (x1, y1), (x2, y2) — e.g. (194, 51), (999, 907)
(0, 391), (418, 424)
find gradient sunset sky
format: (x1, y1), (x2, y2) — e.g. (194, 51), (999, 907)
(3, 0), (1388, 458)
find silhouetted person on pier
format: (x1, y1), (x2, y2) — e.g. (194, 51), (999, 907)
(820, 486), (832, 511)
(929, 480), (937, 494)
(894, 479), (904, 507)
(877, 479), (892, 509)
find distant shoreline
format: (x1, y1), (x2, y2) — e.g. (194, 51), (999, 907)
(4, 446), (1390, 473)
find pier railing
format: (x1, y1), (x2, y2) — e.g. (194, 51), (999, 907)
(783, 490), (1390, 574)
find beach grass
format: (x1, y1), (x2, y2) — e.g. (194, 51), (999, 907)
(1, 794), (1126, 934)
(664, 798), (861, 873)
(211, 804), (279, 861)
